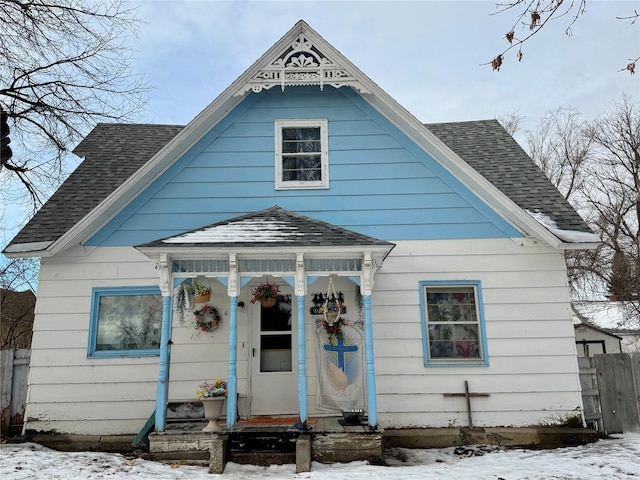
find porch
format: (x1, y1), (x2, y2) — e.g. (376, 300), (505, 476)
(148, 414), (383, 473)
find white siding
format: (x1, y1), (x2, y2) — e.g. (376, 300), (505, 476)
(371, 239), (582, 428)
(26, 238), (583, 434)
(26, 247), (162, 435)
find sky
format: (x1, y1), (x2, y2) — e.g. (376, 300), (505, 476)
(1, 0), (639, 247)
(129, 0), (639, 129)
(2, 434), (640, 479)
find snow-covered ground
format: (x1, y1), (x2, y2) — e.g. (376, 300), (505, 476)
(2, 433), (640, 479)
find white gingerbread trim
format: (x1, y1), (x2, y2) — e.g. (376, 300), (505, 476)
(235, 33), (370, 96)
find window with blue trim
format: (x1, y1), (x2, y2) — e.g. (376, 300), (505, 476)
(420, 281), (488, 366)
(88, 286), (162, 358)
(275, 119), (328, 189)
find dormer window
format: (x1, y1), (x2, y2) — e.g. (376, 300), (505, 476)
(275, 119), (328, 189)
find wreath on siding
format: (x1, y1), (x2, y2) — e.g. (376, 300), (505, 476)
(194, 305), (221, 332)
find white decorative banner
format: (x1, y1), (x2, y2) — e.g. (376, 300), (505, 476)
(315, 318), (365, 412)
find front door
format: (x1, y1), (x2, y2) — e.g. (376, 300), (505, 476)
(250, 288), (298, 415)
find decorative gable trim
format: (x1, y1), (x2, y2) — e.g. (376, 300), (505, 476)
(235, 32), (370, 96)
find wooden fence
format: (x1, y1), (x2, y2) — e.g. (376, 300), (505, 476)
(579, 353), (640, 435)
(0, 349), (30, 436)
(578, 356), (603, 433)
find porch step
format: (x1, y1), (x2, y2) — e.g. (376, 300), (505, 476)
(148, 419), (384, 468)
(228, 451), (296, 465)
(227, 430), (300, 465)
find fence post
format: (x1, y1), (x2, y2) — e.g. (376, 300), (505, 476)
(1, 350), (15, 435)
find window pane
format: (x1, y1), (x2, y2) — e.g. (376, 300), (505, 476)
(426, 287), (477, 322)
(260, 334), (292, 372)
(96, 294), (162, 351)
(282, 127), (320, 141)
(282, 140), (321, 154)
(260, 295), (292, 332)
(425, 286), (482, 361)
(282, 156), (321, 181)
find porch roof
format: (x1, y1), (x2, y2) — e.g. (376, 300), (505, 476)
(137, 206), (394, 251)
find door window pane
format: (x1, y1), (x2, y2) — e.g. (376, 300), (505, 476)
(260, 334), (292, 372)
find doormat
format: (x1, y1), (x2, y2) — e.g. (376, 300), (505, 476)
(236, 416), (317, 426)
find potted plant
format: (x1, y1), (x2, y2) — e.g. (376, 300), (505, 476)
(196, 379), (227, 432)
(196, 378), (228, 399)
(174, 281), (194, 323)
(193, 283), (211, 303)
(250, 282), (280, 307)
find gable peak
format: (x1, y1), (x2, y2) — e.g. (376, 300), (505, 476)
(234, 20), (370, 96)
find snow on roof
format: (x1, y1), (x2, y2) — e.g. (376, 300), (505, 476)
(526, 210), (600, 243)
(162, 219), (313, 244)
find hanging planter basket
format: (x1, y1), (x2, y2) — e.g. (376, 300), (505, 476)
(251, 282), (280, 308)
(322, 277), (343, 325)
(260, 297), (277, 308)
(324, 310), (340, 323)
(193, 278), (211, 303)
(194, 291), (211, 303)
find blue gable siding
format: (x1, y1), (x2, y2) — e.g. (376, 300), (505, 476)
(87, 86), (521, 246)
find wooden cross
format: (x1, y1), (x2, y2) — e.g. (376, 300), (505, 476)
(443, 380), (490, 428)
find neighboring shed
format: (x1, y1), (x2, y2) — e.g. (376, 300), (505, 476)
(573, 323), (622, 357)
(573, 301), (640, 354)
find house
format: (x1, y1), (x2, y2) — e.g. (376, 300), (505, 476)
(3, 21), (601, 442)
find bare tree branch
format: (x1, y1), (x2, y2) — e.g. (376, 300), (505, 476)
(519, 95), (640, 326)
(0, 0), (150, 212)
(488, 0), (638, 74)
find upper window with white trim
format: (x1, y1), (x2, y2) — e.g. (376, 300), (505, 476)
(275, 119), (328, 189)
(420, 281), (488, 366)
(88, 286), (162, 358)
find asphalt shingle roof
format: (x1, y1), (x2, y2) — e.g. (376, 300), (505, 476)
(5, 119), (592, 252)
(139, 206), (394, 249)
(6, 124), (183, 247)
(426, 119), (591, 233)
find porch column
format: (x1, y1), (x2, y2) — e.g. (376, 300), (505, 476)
(297, 294), (308, 424)
(363, 294), (377, 428)
(226, 295), (238, 429)
(295, 253), (308, 425)
(226, 253), (239, 429)
(362, 252), (378, 428)
(154, 255), (172, 431)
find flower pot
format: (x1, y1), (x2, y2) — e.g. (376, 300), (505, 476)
(260, 297), (277, 308)
(194, 292), (210, 303)
(202, 397), (225, 432)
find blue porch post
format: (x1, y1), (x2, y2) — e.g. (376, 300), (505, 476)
(363, 294), (377, 428)
(297, 294), (308, 425)
(155, 294), (172, 431)
(226, 295), (238, 429)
